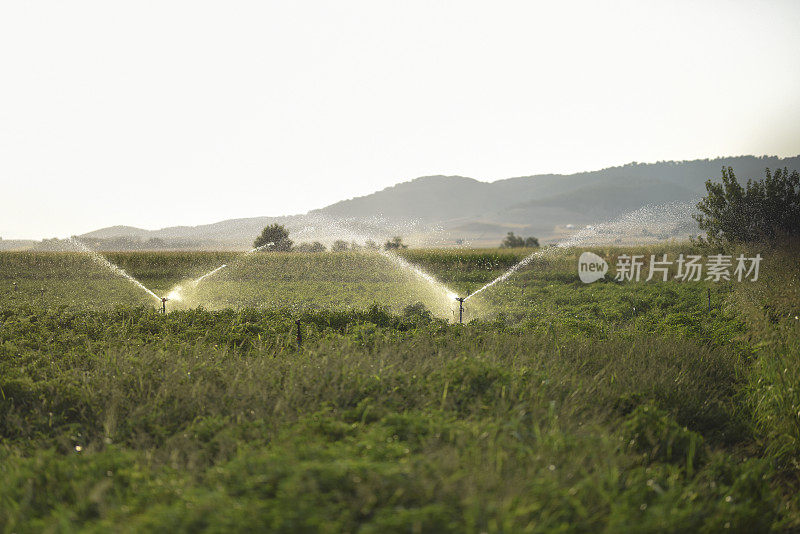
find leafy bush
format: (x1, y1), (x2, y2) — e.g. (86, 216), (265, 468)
(384, 236), (407, 250)
(331, 240), (349, 252)
(294, 241), (327, 253)
(500, 231), (539, 248)
(694, 166), (800, 244)
(254, 224), (293, 251)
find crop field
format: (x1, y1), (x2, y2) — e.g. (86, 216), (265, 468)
(1, 245), (799, 532)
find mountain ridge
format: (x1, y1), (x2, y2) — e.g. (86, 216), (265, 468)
(72, 155), (800, 249)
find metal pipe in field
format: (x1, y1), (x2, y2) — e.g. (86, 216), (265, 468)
(296, 320), (302, 348)
(455, 297), (465, 324)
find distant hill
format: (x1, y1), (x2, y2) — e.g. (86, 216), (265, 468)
(80, 226), (154, 240)
(0, 239), (37, 251)
(75, 155), (800, 249)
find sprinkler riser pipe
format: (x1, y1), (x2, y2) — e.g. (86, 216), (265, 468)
(455, 297), (465, 324)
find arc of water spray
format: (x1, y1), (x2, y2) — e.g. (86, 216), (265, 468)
(165, 264), (227, 301)
(165, 215), (459, 311)
(309, 215), (459, 302)
(192, 264), (228, 285)
(164, 234), (325, 302)
(376, 247), (458, 301)
(465, 200), (698, 300)
(165, 243), (275, 301)
(68, 238), (162, 302)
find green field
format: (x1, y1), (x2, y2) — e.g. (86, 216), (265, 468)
(1, 246), (799, 532)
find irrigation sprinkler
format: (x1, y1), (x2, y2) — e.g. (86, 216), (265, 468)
(40, 288), (45, 298)
(707, 288), (711, 312)
(295, 320), (302, 348)
(13, 282), (18, 292)
(161, 297), (168, 314)
(455, 297), (465, 324)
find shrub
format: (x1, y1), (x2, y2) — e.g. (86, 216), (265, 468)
(384, 237), (407, 250)
(500, 232), (539, 248)
(331, 240), (349, 252)
(694, 166), (800, 244)
(294, 241), (327, 253)
(254, 224), (293, 251)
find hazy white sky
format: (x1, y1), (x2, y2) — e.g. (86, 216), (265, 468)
(1, 1), (799, 239)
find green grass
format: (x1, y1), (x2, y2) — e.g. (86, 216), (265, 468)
(0, 245), (798, 531)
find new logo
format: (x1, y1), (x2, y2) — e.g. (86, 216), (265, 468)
(578, 251), (608, 283)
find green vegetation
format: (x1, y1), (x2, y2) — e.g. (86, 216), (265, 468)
(254, 224), (293, 251)
(384, 237), (408, 250)
(695, 166), (800, 244)
(331, 240), (350, 252)
(500, 232), (539, 248)
(295, 241), (327, 253)
(1, 245), (798, 531)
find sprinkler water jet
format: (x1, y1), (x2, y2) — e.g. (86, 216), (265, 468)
(68, 238), (162, 303)
(464, 201), (697, 300)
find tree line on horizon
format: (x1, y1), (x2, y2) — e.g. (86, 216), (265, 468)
(253, 224), (409, 253)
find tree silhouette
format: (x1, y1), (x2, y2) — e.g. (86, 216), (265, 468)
(694, 166), (800, 244)
(384, 236), (407, 250)
(295, 241), (326, 253)
(501, 232), (539, 248)
(254, 224), (293, 251)
(331, 240), (349, 252)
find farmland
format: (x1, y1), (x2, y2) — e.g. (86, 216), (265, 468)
(1, 246), (799, 532)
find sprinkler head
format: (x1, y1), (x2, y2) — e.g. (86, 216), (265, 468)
(454, 296), (465, 324)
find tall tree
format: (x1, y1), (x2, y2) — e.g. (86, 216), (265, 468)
(254, 224), (293, 251)
(694, 167), (800, 244)
(501, 232), (539, 248)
